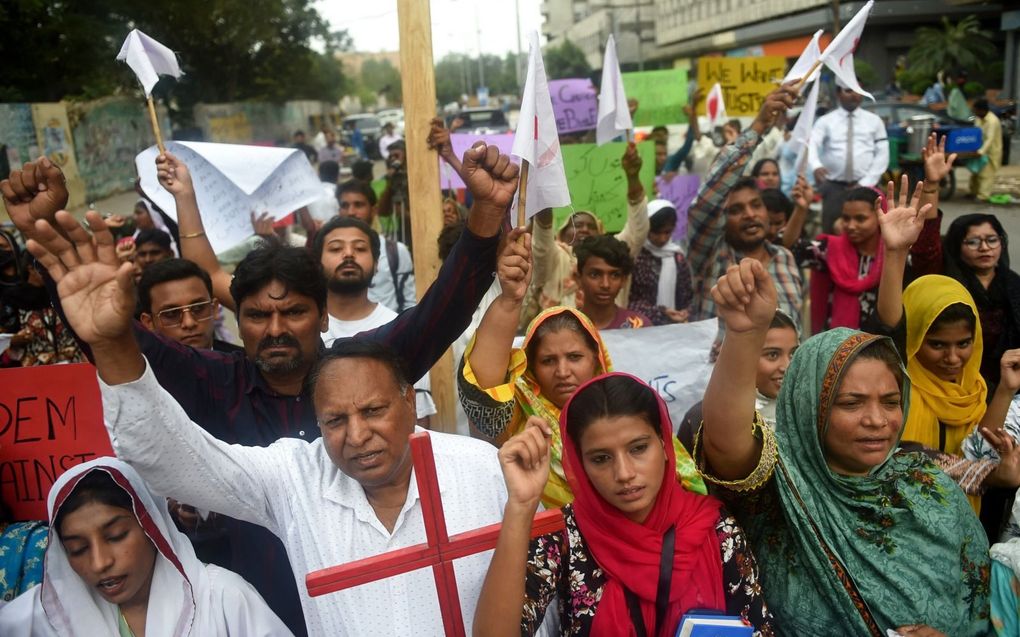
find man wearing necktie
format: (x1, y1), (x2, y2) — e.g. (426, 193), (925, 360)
(808, 78), (888, 233)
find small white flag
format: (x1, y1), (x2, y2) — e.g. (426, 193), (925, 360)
(791, 79), (821, 172)
(820, 0), (874, 100)
(511, 32), (570, 222)
(783, 30), (824, 84)
(705, 83), (727, 130)
(595, 35), (633, 146)
(117, 29), (182, 97)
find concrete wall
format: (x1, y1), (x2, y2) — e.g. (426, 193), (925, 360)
(193, 100), (339, 145)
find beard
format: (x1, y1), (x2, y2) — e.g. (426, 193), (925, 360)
(725, 230), (767, 254)
(253, 334), (307, 374)
(327, 263), (373, 295)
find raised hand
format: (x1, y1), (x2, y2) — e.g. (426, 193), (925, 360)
(710, 258), (778, 335)
(25, 211), (136, 346)
(1, 158), (71, 236)
(155, 152), (194, 198)
(752, 83), (799, 134)
(921, 132), (957, 185)
(497, 416), (552, 507)
(497, 227), (532, 303)
(998, 349), (1020, 393)
(683, 89), (703, 121)
(621, 142), (642, 179)
(878, 175), (931, 251)
(461, 142), (520, 216)
(791, 174), (813, 210)
(251, 211), (274, 238)
(985, 427), (1020, 488)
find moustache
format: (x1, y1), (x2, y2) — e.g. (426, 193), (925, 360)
(334, 260), (363, 274)
(257, 334), (301, 352)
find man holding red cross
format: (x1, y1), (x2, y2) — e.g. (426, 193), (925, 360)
(23, 144), (525, 637)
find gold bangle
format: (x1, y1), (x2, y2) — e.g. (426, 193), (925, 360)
(180, 230), (206, 239)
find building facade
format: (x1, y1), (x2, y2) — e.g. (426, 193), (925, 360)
(541, 0), (657, 70)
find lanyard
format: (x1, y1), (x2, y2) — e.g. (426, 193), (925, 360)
(624, 525), (676, 637)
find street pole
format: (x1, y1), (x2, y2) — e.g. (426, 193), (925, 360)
(515, 0), (524, 88)
(475, 0), (485, 92)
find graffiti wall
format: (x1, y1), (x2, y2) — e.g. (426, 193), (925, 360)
(71, 98), (164, 201)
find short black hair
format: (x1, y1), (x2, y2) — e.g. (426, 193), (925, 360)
(229, 243), (327, 313)
(843, 186), (882, 210)
(294, 130), (306, 137)
(351, 160), (374, 182)
(337, 179), (377, 207)
(54, 470), (134, 538)
(312, 216), (381, 264)
(973, 98), (990, 113)
(135, 228), (172, 250)
(387, 139), (406, 152)
(309, 339), (411, 399)
(760, 188), (794, 218)
(730, 176), (760, 198)
(564, 375), (660, 449)
(725, 119), (742, 132)
(437, 222), (463, 262)
(137, 258), (213, 313)
(574, 234), (633, 275)
(319, 160), (340, 184)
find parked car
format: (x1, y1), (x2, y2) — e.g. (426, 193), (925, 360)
(341, 114), (383, 159)
(376, 108), (404, 136)
(448, 107), (512, 135)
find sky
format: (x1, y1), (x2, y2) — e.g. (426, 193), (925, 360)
(316, 0), (544, 61)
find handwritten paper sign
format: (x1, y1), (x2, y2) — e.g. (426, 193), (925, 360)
(655, 174), (700, 243)
(622, 69), (689, 127)
(136, 141), (324, 253)
(438, 133), (518, 190)
(600, 319), (717, 429)
(697, 57), (786, 117)
(552, 140), (655, 233)
(550, 78), (598, 133)
(0, 363), (112, 521)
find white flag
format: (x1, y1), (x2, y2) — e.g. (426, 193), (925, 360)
(820, 0), (874, 100)
(511, 31), (570, 222)
(595, 35), (633, 146)
(705, 83), (727, 130)
(117, 29), (182, 97)
(783, 30), (824, 84)
(791, 79), (820, 173)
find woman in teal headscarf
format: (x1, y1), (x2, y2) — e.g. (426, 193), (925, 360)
(697, 258), (991, 636)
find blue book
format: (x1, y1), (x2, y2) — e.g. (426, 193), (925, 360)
(675, 612), (753, 637)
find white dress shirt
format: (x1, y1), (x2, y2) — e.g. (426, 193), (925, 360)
(100, 360), (509, 637)
(808, 106), (888, 187)
(322, 304), (437, 420)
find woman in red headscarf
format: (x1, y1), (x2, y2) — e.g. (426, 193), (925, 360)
(473, 373), (773, 636)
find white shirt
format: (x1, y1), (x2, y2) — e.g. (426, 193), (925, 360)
(100, 361), (509, 637)
(322, 304), (437, 420)
(379, 134), (403, 159)
(306, 182), (340, 222)
(370, 239), (417, 312)
(808, 107), (889, 187)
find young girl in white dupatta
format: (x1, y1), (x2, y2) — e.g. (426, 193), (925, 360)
(0, 457), (291, 637)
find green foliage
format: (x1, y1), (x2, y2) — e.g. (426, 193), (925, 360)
(963, 81), (985, 98)
(906, 15), (997, 79)
(360, 58), (402, 103)
(0, 0), (352, 111)
(433, 52), (521, 105)
(897, 68), (935, 96)
(854, 60), (878, 92)
(544, 39), (592, 81)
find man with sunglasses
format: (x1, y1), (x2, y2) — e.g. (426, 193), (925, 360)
(809, 77), (888, 233)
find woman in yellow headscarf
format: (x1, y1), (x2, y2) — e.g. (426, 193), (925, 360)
(874, 184), (1020, 505)
(459, 228), (704, 508)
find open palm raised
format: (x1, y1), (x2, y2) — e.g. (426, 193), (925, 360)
(878, 175), (932, 251)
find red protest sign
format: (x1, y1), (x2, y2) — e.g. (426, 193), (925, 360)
(0, 363), (112, 520)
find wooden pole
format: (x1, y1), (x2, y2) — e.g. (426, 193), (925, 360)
(516, 160), (530, 228)
(397, 0), (457, 433)
(791, 59), (823, 90)
(146, 96), (166, 154)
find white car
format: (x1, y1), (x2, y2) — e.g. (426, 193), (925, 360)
(376, 108), (404, 136)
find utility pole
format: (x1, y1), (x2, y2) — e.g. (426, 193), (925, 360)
(515, 0), (525, 88)
(475, 0), (485, 91)
(831, 0), (841, 37)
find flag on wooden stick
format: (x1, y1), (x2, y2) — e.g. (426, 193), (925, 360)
(511, 31), (570, 225)
(791, 79), (820, 174)
(595, 34), (633, 146)
(820, 0), (874, 99)
(705, 83), (727, 130)
(117, 29), (181, 153)
(783, 29), (824, 84)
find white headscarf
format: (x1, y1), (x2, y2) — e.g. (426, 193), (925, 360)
(644, 199), (682, 310)
(0, 457), (291, 637)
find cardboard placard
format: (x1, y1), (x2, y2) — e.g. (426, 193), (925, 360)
(655, 174), (701, 243)
(549, 78), (599, 134)
(553, 140), (655, 233)
(696, 56), (786, 117)
(0, 363), (111, 521)
(622, 69), (689, 127)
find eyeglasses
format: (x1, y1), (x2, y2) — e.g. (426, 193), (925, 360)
(156, 300), (216, 328)
(961, 236), (1002, 249)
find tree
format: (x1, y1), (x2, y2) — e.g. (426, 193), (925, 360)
(906, 15), (997, 79)
(0, 0), (352, 114)
(544, 39), (591, 81)
(360, 58), (402, 103)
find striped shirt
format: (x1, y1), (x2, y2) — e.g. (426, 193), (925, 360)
(686, 128), (803, 325)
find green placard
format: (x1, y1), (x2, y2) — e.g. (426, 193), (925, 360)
(622, 69), (689, 127)
(553, 140), (656, 233)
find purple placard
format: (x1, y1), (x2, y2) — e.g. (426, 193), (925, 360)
(438, 133), (518, 189)
(550, 78), (598, 134)
(655, 174), (700, 242)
